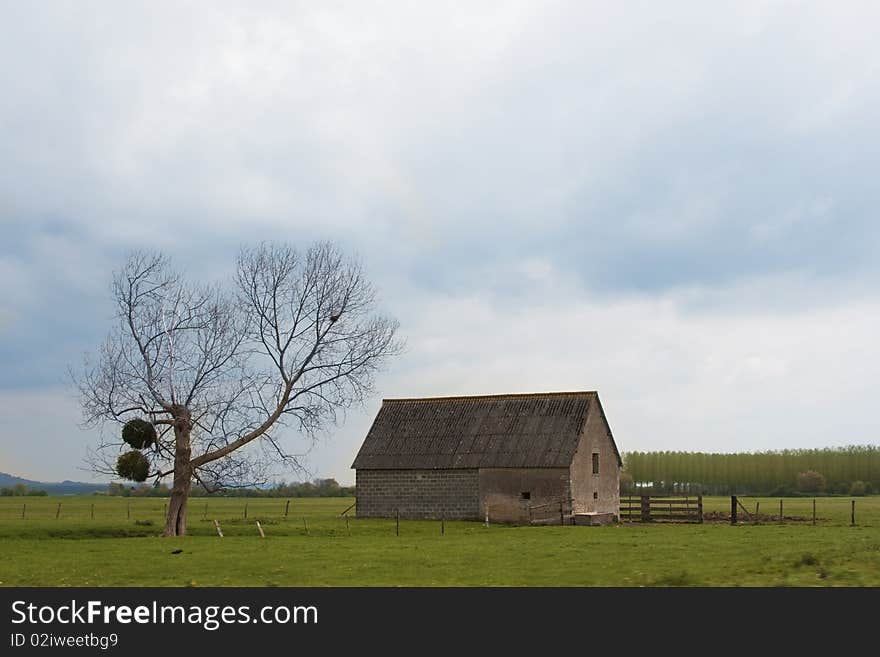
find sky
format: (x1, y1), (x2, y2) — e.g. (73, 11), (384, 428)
(1, 1), (879, 486)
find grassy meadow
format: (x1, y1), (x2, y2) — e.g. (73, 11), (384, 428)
(1, 495), (879, 586)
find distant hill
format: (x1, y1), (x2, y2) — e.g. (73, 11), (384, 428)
(0, 472), (109, 495)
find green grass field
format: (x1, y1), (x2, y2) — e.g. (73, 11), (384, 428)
(1, 495), (878, 586)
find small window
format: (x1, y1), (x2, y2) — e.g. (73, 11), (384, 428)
(593, 492), (598, 500)
(592, 453), (600, 474)
(521, 492), (531, 500)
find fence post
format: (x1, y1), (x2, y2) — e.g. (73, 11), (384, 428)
(285, 500), (290, 517)
(697, 495), (703, 524)
(851, 500), (855, 526)
(485, 506), (489, 528)
(345, 516), (350, 535)
(244, 502), (248, 519)
(21, 503), (25, 520)
(91, 503), (95, 520)
(779, 499), (783, 524)
(256, 521), (265, 538)
(812, 499), (816, 525)
(560, 501), (564, 526)
(396, 509), (400, 536)
(127, 502), (131, 520)
(213, 519), (223, 537)
(730, 496), (737, 525)
(164, 503), (167, 520)
(640, 495), (650, 523)
(303, 517), (309, 535)
(754, 502), (759, 525)
(441, 514), (445, 536)
(56, 502), (62, 519)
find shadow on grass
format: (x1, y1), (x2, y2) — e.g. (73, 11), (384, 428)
(647, 570), (702, 586)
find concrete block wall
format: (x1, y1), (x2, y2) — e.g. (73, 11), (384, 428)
(355, 469), (480, 519)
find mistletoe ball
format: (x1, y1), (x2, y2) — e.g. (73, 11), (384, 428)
(121, 418), (156, 449)
(116, 450), (150, 482)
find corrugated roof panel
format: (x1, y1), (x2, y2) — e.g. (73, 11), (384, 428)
(351, 391), (601, 470)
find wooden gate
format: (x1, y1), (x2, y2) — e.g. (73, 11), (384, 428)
(620, 495), (703, 523)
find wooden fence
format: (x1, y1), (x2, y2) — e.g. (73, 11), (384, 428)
(528, 499), (571, 525)
(620, 495), (703, 523)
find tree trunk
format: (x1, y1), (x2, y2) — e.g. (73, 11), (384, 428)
(163, 408), (193, 537)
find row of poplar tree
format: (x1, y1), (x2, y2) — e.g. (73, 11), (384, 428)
(622, 445), (880, 496)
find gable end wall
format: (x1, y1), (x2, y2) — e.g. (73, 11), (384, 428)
(570, 406), (620, 517)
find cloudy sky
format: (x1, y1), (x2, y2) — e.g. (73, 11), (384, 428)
(2, 1), (879, 485)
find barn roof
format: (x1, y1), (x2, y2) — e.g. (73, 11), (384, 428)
(351, 391), (622, 470)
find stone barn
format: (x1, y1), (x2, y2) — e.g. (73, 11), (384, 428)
(351, 391), (621, 524)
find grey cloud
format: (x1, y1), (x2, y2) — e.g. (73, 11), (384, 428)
(2, 2), (880, 483)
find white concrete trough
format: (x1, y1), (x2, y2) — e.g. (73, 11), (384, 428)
(572, 512), (616, 526)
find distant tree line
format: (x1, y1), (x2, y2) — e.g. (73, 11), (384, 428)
(105, 478), (354, 498)
(622, 445), (879, 496)
(0, 484), (48, 496)
(105, 482), (171, 497)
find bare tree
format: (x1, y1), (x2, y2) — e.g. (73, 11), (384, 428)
(76, 242), (401, 536)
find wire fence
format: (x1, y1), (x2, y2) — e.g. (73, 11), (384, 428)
(0, 497), (349, 521)
(0, 495), (876, 536)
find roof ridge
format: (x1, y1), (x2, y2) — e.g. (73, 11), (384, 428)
(382, 391), (597, 403)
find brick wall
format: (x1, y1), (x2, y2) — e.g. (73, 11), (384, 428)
(355, 469), (480, 519)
